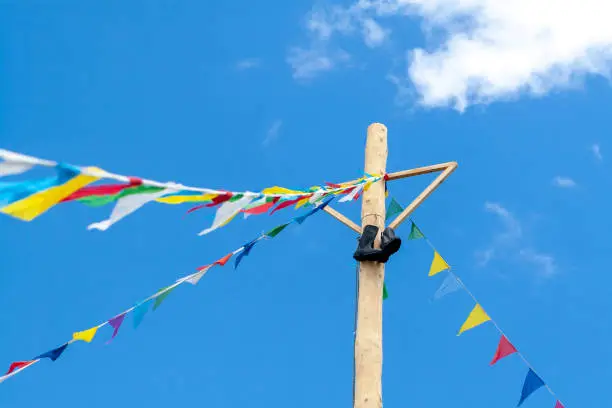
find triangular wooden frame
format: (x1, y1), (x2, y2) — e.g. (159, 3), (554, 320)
(323, 161), (457, 233)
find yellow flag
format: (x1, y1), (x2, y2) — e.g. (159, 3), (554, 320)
(155, 194), (215, 204)
(73, 326), (99, 343)
(295, 196), (311, 209)
(261, 186), (305, 195)
(429, 251), (450, 276)
(458, 304), (491, 336)
(1, 167), (100, 221)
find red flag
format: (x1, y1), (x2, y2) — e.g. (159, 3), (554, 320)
(270, 197), (303, 215)
(205, 192), (233, 207)
(186, 203), (207, 214)
(214, 253), (233, 266)
(61, 177), (142, 202)
(490, 335), (517, 365)
(325, 182), (342, 188)
(554, 401), (564, 408)
(242, 197), (279, 215)
(5, 361), (34, 375)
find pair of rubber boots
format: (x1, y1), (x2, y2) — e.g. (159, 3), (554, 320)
(353, 225), (401, 263)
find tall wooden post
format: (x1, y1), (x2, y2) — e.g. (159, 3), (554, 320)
(354, 123), (388, 408)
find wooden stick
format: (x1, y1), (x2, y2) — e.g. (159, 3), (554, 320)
(354, 123), (387, 408)
(387, 162), (457, 230)
(323, 206), (361, 233)
(385, 161), (457, 181)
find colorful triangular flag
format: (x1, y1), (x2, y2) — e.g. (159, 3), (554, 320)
(153, 286), (175, 311)
(554, 401), (564, 408)
(457, 304), (490, 336)
(518, 369), (545, 406)
(408, 222), (425, 240)
(107, 314), (126, 343)
(385, 198), (403, 221)
(36, 343), (69, 361)
(5, 361), (34, 376)
(235, 239), (259, 269)
(72, 326), (99, 343)
(265, 223), (289, 238)
(433, 273), (462, 300)
(429, 251), (449, 276)
(490, 335), (517, 366)
(383, 283), (389, 300)
(132, 301), (150, 328)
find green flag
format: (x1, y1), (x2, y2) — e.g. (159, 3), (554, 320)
(385, 198), (403, 221)
(408, 222), (425, 240)
(265, 223), (290, 238)
(153, 286), (175, 311)
(383, 283), (389, 300)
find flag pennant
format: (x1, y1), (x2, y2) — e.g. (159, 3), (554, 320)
(261, 186), (305, 195)
(5, 361), (34, 376)
(0, 149), (49, 177)
(198, 195), (253, 236)
(132, 301), (150, 328)
(87, 186), (176, 231)
(235, 239), (259, 269)
(156, 193), (214, 205)
(213, 252), (233, 267)
(72, 326), (99, 343)
(490, 335), (517, 366)
(433, 273), (462, 300)
(185, 266), (211, 285)
(294, 197), (333, 224)
(107, 314), (126, 343)
(295, 195), (312, 209)
(62, 178), (142, 202)
(458, 304), (491, 336)
(383, 283), (389, 300)
(1, 167), (101, 221)
(242, 197), (279, 215)
(153, 286), (176, 311)
(265, 223), (290, 238)
(385, 198), (403, 221)
(408, 222), (425, 240)
(36, 343), (69, 361)
(205, 192), (233, 208)
(429, 251), (450, 276)
(554, 401), (564, 408)
(339, 184), (363, 202)
(518, 369), (545, 406)
(270, 197), (302, 215)
(0, 163), (78, 207)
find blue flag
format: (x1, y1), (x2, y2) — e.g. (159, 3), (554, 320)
(132, 300), (151, 329)
(433, 273), (462, 300)
(35, 343), (69, 362)
(235, 239), (259, 269)
(294, 197), (333, 224)
(518, 369), (545, 406)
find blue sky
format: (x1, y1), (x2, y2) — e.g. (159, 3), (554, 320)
(1, 1), (611, 407)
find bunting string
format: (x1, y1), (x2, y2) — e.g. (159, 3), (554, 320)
(0, 149), (380, 233)
(389, 194), (566, 408)
(0, 197), (334, 385)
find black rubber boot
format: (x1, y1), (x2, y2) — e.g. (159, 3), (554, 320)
(353, 225), (385, 262)
(379, 227), (402, 262)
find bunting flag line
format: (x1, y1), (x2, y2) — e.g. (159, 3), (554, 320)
(0, 149), (381, 233)
(390, 199), (566, 408)
(0, 197), (333, 385)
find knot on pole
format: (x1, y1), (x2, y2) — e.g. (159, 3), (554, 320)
(353, 225), (401, 263)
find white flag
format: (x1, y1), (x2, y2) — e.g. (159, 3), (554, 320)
(0, 149), (52, 178)
(339, 184), (364, 202)
(198, 195), (253, 236)
(87, 187), (177, 231)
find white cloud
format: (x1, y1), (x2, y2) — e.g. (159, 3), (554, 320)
(361, 18), (388, 48)
(592, 143), (603, 161)
(263, 120), (283, 146)
(236, 58), (261, 70)
(292, 0), (612, 110)
(552, 176), (577, 188)
(478, 202), (556, 277)
(287, 46), (350, 79)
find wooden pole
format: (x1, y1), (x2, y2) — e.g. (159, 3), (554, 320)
(354, 123), (387, 408)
